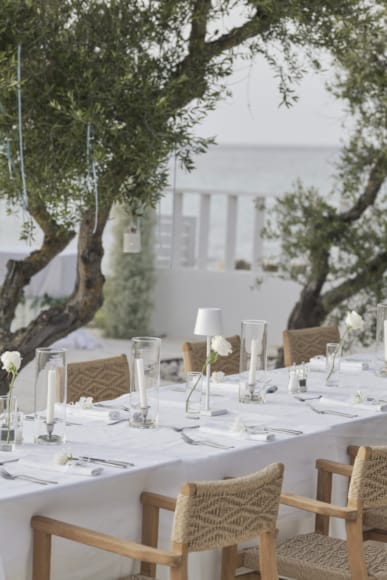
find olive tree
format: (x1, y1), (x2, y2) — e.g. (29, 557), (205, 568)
(0, 0), (369, 391)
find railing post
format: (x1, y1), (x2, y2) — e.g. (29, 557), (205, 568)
(198, 193), (211, 270)
(252, 196), (265, 271)
(171, 190), (184, 268)
(225, 195), (238, 271)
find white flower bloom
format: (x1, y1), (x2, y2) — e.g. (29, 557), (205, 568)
(211, 371), (225, 383)
(345, 310), (364, 331)
(76, 396), (94, 409)
(53, 451), (71, 465)
(211, 336), (232, 357)
(0, 351), (22, 373)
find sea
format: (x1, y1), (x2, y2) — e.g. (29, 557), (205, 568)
(0, 144), (340, 267)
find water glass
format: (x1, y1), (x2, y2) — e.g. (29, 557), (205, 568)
(185, 372), (202, 419)
(239, 319), (268, 403)
(129, 337), (160, 428)
(326, 342), (341, 387)
(0, 395), (18, 452)
(34, 348), (67, 444)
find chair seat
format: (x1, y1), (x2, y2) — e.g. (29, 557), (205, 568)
(243, 533), (387, 580)
(364, 507), (387, 530)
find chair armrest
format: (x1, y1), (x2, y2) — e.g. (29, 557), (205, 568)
(280, 492), (357, 520)
(316, 459), (353, 477)
(31, 516), (181, 567)
(140, 492), (177, 512)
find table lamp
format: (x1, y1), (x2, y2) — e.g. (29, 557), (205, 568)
(194, 307), (227, 416)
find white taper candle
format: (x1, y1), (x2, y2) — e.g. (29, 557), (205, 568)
(46, 369), (56, 424)
(136, 358), (148, 408)
(248, 338), (258, 385)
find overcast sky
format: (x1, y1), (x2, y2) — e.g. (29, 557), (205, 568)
(195, 54), (347, 147)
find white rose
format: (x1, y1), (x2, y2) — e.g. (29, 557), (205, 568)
(211, 336), (232, 357)
(53, 451), (71, 465)
(0, 351), (22, 373)
(345, 311), (364, 330)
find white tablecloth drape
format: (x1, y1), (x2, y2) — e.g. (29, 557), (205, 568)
(1, 362), (387, 579)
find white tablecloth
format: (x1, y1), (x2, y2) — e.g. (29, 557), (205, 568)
(1, 361), (387, 580)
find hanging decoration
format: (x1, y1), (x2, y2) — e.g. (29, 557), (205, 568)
(86, 123), (99, 234)
(17, 44), (28, 209)
(123, 214), (141, 253)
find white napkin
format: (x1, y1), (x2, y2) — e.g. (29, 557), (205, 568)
(67, 405), (122, 422)
(200, 420), (275, 442)
(18, 454), (103, 476)
(319, 395), (387, 412)
(309, 356), (364, 373)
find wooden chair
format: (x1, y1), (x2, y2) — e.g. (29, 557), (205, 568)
(240, 446), (387, 580)
(282, 325), (340, 367)
(347, 445), (387, 543)
(31, 462), (284, 580)
(182, 335), (241, 374)
(66, 354), (130, 403)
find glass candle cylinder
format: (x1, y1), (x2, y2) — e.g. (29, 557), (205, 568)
(326, 342), (342, 387)
(239, 320), (268, 403)
(34, 348), (67, 444)
(0, 394), (18, 452)
(185, 371), (203, 419)
(375, 303), (387, 376)
(130, 337), (160, 428)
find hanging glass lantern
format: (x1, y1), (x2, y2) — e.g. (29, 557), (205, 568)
(123, 216), (141, 253)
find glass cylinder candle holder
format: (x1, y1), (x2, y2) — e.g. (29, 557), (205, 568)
(239, 320), (268, 403)
(130, 337), (160, 428)
(34, 348), (67, 444)
(375, 303), (387, 377)
(326, 342), (342, 387)
(0, 395), (18, 452)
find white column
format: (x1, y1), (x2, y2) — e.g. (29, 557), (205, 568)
(225, 194), (238, 271)
(252, 196), (265, 271)
(198, 193), (211, 270)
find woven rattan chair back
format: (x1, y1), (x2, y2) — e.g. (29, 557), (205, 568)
(67, 354), (130, 403)
(182, 335), (240, 375)
(282, 325), (340, 367)
(172, 462), (284, 552)
(349, 446), (387, 509)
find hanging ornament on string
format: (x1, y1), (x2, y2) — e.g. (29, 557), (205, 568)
(123, 213), (142, 253)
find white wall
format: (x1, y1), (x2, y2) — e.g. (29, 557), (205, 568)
(151, 268), (302, 347)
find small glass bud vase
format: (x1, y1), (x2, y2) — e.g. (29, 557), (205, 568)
(326, 342), (342, 387)
(185, 371), (203, 419)
(375, 303), (387, 377)
(33, 348), (67, 445)
(0, 394), (18, 452)
(239, 320), (268, 403)
(129, 337), (160, 428)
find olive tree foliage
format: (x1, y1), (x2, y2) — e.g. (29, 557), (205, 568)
(0, 0), (368, 390)
(264, 2), (387, 339)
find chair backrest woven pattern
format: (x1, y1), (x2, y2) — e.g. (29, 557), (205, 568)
(67, 354), (130, 403)
(172, 463), (284, 551)
(283, 326), (340, 367)
(349, 446), (387, 509)
(182, 335), (240, 374)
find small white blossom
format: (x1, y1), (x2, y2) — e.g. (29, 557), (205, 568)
(352, 390), (365, 404)
(345, 310), (364, 331)
(53, 451), (72, 465)
(76, 396), (94, 409)
(211, 371), (225, 383)
(1, 351), (22, 373)
(211, 336), (232, 357)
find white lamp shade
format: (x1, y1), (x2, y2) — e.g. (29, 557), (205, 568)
(194, 307), (224, 336)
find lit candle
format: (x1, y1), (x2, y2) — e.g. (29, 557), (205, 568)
(135, 358), (148, 408)
(46, 369), (56, 424)
(384, 321), (387, 362)
(248, 338), (258, 385)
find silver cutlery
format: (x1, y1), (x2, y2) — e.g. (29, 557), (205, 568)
(246, 425), (303, 436)
(24, 415), (82, 426)
(74, 456), (134, 468)
(305, 403), (358, 418)
(0, 467), (58, 485)
(0, 458), (20, 465)
(163, 425), (200, 432)
(94, 403), (130, 412)
(175, 429), (234, 449)
(294, 395), (322, 402)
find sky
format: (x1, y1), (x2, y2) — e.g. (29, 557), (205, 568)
(195, 53), (347, 147)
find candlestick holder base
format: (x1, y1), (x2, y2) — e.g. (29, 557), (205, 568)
(239, 381), (265, 404)
(130, 405), (155, 429)
(37, 421), (62, 444)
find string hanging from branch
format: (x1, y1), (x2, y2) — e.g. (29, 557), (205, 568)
(17, 44), (28, 209)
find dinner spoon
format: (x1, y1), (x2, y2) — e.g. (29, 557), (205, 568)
(0, 467), (58, 485)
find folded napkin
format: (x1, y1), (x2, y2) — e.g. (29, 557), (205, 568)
(319, 395), (387, 412)
(309, 356), (364, 373)
(18, 454), (103, 476)
(200, 420), (275, 442)
(67, 405), (122, 422)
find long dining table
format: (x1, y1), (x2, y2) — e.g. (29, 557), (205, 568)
(1, 357), (387, 580)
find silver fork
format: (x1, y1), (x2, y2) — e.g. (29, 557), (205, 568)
(0, 467), (58, 485)
(177, 429), (234, 449)
(305, 403), (358, 418)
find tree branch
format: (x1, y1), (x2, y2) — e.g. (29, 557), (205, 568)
(188, 0), (212, 54)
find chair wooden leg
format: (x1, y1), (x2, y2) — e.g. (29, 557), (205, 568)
(221, 544), (238, 580)
(140, 502), (159, 578)
(346, 519), (368, 579)
(170, 545), (187, 580)
(32, 528), (52, 580)
(259, 531), (278, 580)
(315, 466), (332, 535)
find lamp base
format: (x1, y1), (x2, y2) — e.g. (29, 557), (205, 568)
(201, 408), (228, 416)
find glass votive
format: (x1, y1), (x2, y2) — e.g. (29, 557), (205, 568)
(129, 337), (160, 428)
(0, 395), (18, 452)
(239, 320), (268, 403)
(34, 348), (67, 444)
(185, 371), (203, 419)
(326, 342), (341, 387)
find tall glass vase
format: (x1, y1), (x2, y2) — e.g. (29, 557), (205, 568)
(239, 320), (268, 403)
(34, 348), (67, 444)
(0, 394), (18, 452)
(375, 303), (387, 377)
(129, 337), (160, 428)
